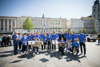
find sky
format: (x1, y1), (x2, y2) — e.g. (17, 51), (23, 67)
(0, 0), (98, 20)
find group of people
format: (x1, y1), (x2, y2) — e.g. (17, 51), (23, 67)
(12, 29), (87, 57)
(0, 35), (12, 47)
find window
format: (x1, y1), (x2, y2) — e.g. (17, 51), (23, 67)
(58, 23), (60, 25)
(53, 23), (54, 24)
(56, 23), (57, 25)
(41, 23), (42, 25)
(98, 14), (99, 17)
(1, 19), (3, 24)
(98, 9), (99, 12)
(94, 9), (95, 12)
(94, 15), (95, 17)
(50, 23), (52, 24)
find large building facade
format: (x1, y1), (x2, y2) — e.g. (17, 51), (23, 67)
(0, 16), (16, 34)
(0, 16), (67, 34)
(81, 17), (96, 34)
(92, 0), (100, 21)
(67, 18), (83, 34)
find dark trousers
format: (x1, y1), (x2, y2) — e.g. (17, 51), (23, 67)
(33, 47), (39, 52)
(52, 44), (56, 50)
(41, 45), (43, 50)
(80, 42), (86, 55)
(14, 41), (18, 54)
(28, 45), (31, 49)
(4, 41), (8, 46)
(70, 46), (79, 54)
(48, 41), (51, 49)
(22, 45), (27, 52)
(59, 47), (65, 54)
(44, 43), (47, 49)
(1, 41), (4, 47)
(19, 41), (22, 49)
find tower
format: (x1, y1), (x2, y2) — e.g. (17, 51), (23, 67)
(92, 0), (100, 21)
(42, 14), (44, 18)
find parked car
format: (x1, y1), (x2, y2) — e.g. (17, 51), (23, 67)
(86, 34), (97, 42)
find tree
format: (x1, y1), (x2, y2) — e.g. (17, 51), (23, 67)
(83, 28), (86, 34)
(70, 29), (73, 34)
(92, 28), (97, 34)
(23, 16), (33, 31)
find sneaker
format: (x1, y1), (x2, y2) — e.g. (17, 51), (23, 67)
(19, 49), (21, 50)
(36, 52), (39, 55)
(33, 53), (35, 56)
(21, 52), (23, 54)
(30, 49), (32, 51)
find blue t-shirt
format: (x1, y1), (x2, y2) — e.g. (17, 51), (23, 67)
(21, 37), (27, 46)
(72, 42), (79, 48)
(47, 37), (52, 41)
(27, 36), (32, 41)
(39, 34), (44, 39)
(43, 36), (47, 43)
(32, 35), (36, 40)
(52, 34), (57, 40)
(35, 35), (40, 40)
(66, 35), (72, 40)
(64, 33), (68, 38)
(71, 34), (78, 42)
(57, 33), (60, 37)
(78, 34), (86, 43)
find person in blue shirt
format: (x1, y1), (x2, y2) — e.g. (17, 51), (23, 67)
(18, 33), (23, 50)
(58, 37), (66, 55)
(39, 32), (44, 40)
(47, 35), (52, 50)
(35, 33), (40, 40)
(66, 32), (72, 52)
(42, 33), (47, 50)
(70, 39), (79, 56)
(57, 30), (60, 41)
(27, 34), (32, 50)
(51, 31), (57, 50)
(33, 37), (39, 55)
(21, 34), (27, 53)
(78, 30), (86, 56)
(47, 32), (51, 37)
(64, 30), (68, 41)
(32, 33), (36, 40)
(71, 31), (78, 43)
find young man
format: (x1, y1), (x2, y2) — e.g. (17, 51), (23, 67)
(27, 34), (32, 50)
(70, 39), (79, 56)
(66, 32), (72, 52)
(58, 37), (66, 55)
(78, 30), (86, 56)
(21, 34), (27, 54)
(18, 33), (23, 50)
(51, 31), (57, 50)
(71, 31), (78, 43)
(43, 33), (47, 50)
(47, 35), (52, 50)
(64, 30), (68, 41)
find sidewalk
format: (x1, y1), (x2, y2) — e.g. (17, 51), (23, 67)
(0, 41), (100, 67)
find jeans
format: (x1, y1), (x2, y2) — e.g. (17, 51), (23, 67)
(66, 40), (71, 51)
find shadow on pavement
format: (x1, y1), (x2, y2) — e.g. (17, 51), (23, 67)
(0, 50), (13, 58)
(39, 58), (49, 62)
(10, 60), (22, 63)
(96, 44), (100, 46)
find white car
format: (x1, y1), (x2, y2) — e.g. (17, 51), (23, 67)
(86, 34), (97, 42)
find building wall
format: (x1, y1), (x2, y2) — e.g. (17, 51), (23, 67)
(15, 16), (67, 33)
(92, 3), (100, 21)
(0, 16), (16, 34)
(81, 17), (96, 34)
(67, 18), (83, 34)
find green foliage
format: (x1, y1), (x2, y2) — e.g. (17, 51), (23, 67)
(83, 28), (86, 34)
(92, 28), (97, 34)
(23, 16), (33, 31)
(70, 29), (73, 34)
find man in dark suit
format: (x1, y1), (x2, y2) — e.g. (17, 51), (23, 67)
(59, 31), (64, 41)
(12, 31), (19, 55)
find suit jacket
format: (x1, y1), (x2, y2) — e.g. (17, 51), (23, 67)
(59, 34), (64, 41)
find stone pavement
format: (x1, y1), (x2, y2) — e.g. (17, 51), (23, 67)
(0, 40), (100, 67)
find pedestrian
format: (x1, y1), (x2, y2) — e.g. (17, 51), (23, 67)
(71, 31), (78, 43)
(70, 39), (79, 56)
(47, 35), (52, 50)
(12, 31), (19, 55)
(18, 33), (23, 50)
(78, 29), (87, 56)
(21, 34), (27, 54)
(97, 33), (100, 44)
(0, 35), (2, 47)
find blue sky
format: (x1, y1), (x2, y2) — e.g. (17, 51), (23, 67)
(0, 0), (97, 19)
